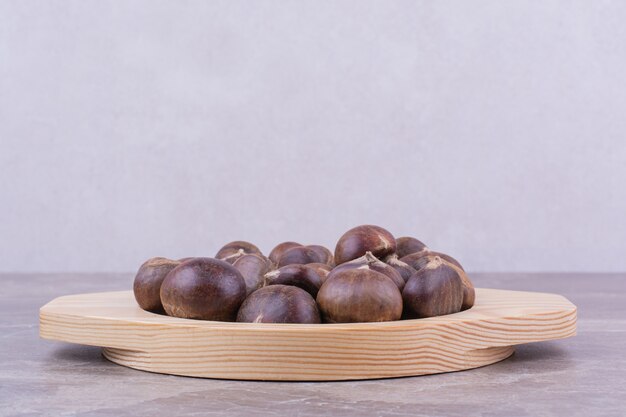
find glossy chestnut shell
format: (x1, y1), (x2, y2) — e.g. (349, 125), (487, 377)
(233, 253), (271, 296)
(316, 268), (402, 323)
(263, 264), (323, 297)
(306, 263), (332, 283)
(277, 246), (322, 267)
(334, 225), (396, 265)
(306, 245), (335, 267)
(133, 257), (180, 313)
(395, 236), (428, 258)
(236, 285), (321, 324)
(401, 251), (474, 310)
(160, 257), (246, 321)
(268, 241), (302, 265)
(402, 257), (463, 318)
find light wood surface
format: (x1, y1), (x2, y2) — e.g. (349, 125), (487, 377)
(39, 288), (576, 381)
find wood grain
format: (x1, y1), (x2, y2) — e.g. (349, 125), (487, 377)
(39, 288), (576, 381)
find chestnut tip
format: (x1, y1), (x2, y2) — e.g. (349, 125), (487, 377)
(384, 254), (417, 283)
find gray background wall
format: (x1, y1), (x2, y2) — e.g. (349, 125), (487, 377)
(1, 1), (625, 273)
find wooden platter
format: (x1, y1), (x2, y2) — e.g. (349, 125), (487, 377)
(39, 288), (576, 381)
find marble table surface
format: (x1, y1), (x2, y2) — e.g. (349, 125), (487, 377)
(1, 272), (624, 417)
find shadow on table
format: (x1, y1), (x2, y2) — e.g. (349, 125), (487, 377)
(50, 343), (105, 361)
(484, 340), (576, 374)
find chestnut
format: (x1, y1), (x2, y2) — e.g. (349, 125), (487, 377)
(263, 264), (323, 297)
(133, 257), (181, 312)
(277, 246), (322, 267)
(400, 251), (473, 310)
(215, 241), (262, 264)
(233, 253), (271, 296)
(268, 241), (302, 265)
(236, 285), (321, 324)
(395, 236), (428, 258)
(329, 251), (405, 290)
(160, 257), (246, 321)
(402, 256), (463, 318)
(306, 245), (335, 267)
(306, 263), (332, 283)
(334, 225), (396, 265)
(384, 254), (417, 283)
(316, 268), (402, 323)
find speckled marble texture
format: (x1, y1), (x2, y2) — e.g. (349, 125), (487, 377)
(1, 273), (624, 416)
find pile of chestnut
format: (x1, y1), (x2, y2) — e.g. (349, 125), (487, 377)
(133, 225), (475, 324)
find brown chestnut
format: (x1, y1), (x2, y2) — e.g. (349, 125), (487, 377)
(384, 254), (417, 283)
(215, 241), (263, 264)
(133, 257), (181, 312)
(306, 245), (335, 267)
(317, 268), (402, 323)
(236, 285), (321, 324)
(334, 225), (396, 265)
(413, 252), (476, 310)
(306, 263), (332, 283)
(402, 256), (463, 318)
(277, 246), (322, 267)
(233, 253), (271, 296)
(395, 236), (429, 258)
(268, 241), (302, 265)
(263, 264), (323, 297)
(160, 257), (246, 321)
(329, 251), (405, 290)
(400, 251), (473, 310)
